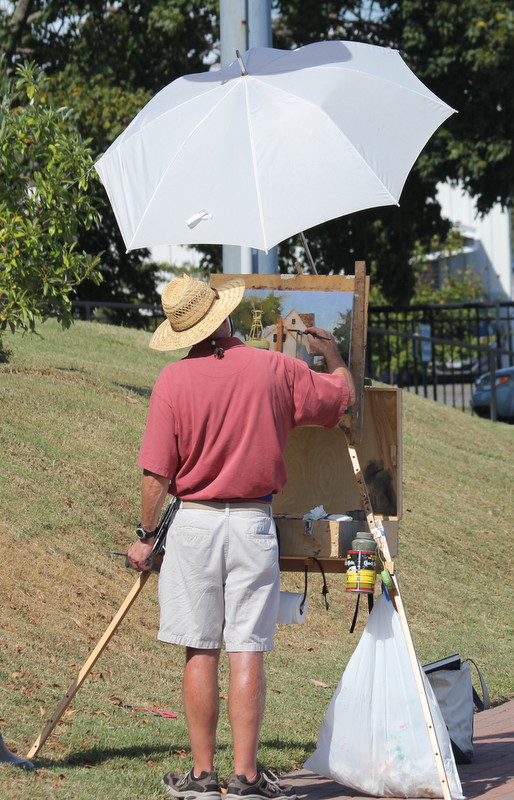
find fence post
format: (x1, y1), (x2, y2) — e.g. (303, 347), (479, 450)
(488, 346), (497, 422)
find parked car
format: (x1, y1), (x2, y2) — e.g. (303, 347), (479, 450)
(470, 367), (514, 421)
(433, 321), (497, 381)
(434, 355), (485, 380)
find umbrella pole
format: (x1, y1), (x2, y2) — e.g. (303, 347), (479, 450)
(345, 434), (455, 800)
(299, 232), (318, 274)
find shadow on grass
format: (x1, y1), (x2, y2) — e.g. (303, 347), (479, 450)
(34, 745), (180, 770)
(34, 742), (225, 769)
(116, 383), (152, 399)
(261, 739), (316, 756)
(33, 739), (316, 769)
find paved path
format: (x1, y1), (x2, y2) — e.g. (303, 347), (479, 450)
(284, 699), (514, 800)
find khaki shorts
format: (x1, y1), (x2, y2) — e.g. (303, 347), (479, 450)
(158, 503), (280, 651)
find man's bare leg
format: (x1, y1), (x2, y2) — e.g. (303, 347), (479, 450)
(227, 651), (266, 780)
(183, 647), (221, 775)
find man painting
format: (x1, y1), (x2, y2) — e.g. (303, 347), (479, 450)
(127, 274), (355, 800)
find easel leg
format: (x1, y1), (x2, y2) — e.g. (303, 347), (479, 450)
(345, 436), (454, 800)
(26, 570), (152, 760)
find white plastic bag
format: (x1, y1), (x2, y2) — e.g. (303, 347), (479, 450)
(304, 594), (464, 798)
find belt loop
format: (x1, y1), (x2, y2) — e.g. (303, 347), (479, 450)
(225, 503), (230, 516)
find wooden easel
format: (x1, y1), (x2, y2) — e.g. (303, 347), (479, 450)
(342, 262), (453, 799)
(345, 437), (454, 800)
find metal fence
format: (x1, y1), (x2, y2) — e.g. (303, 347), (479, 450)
(72, 299), (162, 325)
(367, 300), (514, 418)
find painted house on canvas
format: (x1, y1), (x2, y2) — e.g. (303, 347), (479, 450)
(265, 310), (315, 364)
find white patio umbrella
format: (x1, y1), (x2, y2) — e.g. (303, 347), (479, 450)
(95, 41), (455, 253)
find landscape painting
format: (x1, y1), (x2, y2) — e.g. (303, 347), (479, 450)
(231, 288), (353, 367)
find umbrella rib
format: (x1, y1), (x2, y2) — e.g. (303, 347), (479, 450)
(298, 58), (456, 110)
(270, 83), (400, 205)
(128, 80), (242, 249)
(110, 69), (246, 149)
(243, 78), (268, 251)
(255, 65), (450, 205)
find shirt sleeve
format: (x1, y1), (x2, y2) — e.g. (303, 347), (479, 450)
(137, 372), (179, 479)
(287, 357), (350, 428)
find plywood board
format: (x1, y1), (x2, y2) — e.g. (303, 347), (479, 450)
(273, 387), (401, 519)
(275, 518), (341, 558)
(356, 388), (403, 519)
(211, 274), (359, 293)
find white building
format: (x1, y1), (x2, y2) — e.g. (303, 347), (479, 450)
(436, 182), (513, 300)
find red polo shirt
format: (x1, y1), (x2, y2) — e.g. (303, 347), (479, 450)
(138, 337), (350, 501)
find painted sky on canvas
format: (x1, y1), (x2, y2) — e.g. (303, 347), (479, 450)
(243, 289), (353, 333)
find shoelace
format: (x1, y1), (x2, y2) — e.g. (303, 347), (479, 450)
(259, 771), (285, 795)
(261, 769), (279, 782)
(260, 769), (294, 796)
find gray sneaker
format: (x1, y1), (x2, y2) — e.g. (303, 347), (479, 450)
(162, 769), (221, 800)
(225, 769), (297, 800)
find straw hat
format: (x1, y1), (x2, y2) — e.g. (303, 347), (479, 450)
(150, 273), (245, 351)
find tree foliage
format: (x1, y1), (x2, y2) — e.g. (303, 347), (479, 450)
(231, 293), (283, 338)
(1, 0), (220, 319)
(0, 60), (102, 334)
(399, 0), (514, 214)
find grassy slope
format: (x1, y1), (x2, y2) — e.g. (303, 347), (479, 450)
(0, 320), (513, 799)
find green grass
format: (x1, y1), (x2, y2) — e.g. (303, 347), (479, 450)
(1, 320), (513, 799)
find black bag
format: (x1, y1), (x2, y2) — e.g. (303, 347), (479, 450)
(423, 654), (490, 764)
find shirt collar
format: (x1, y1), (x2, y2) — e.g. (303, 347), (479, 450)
(187, 336), (244, 358)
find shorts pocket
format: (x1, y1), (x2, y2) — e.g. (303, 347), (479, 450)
(245, 518), (277, 548)
(170, 518), (216, 567)
(174, 522), (212, 536)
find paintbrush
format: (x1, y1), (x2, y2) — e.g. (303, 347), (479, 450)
(288, 329), (332, 340)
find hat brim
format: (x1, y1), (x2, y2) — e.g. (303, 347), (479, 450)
(150, 278), (246, 351)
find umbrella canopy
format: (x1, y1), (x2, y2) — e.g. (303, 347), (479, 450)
(95, 41), (455, 253)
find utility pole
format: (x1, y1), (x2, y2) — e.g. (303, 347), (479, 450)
(220, 0), (278, 275)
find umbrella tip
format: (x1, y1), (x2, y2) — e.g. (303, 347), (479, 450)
(236, 50), (248, 76)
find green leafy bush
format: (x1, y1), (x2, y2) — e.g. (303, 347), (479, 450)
(0, 59), (102, 338)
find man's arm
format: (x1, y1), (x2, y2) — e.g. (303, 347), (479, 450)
(126, 469), (170, 572)
(304, 326), (356, 407)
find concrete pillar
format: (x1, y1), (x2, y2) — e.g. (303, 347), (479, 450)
(220, 0), (278, 275)
(248, 0), (278, 275)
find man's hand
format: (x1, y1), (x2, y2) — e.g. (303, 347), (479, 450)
(126, 470), (170, 572)
(127, 539), (155, 572)
(304, 326), (339, 357)
(304, 326), (356, 406)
